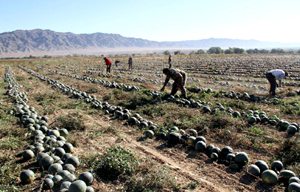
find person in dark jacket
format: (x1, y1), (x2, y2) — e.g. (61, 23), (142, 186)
(104, 57), (112, 73)
(115, 60), (120, 67)
(266, 69), (288, 96)
(160, 68), (187, 98)
(128, 56), (133, 70)
(168, 55), (172, 68)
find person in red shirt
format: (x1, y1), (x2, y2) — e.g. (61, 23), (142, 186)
(104, 57), (112, 73)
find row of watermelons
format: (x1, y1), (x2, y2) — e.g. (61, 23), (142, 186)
(51, 68), (255, 174)
(20, 66), (136, 116)
(96, 101), (255, 180)
(161, 94), (300, 137)
(22, 66), (300, 191)
(75, 58), (300, 94)
(222, 90), (300, 108)
(26, 65), (300, 146)
(81, 67), (298, 109)
(36, 65), (300, 138)
(72, 66), (300, 134)
(143, 125), (250, 170)
(102, 95), (300, 192)
(88, 67), (300, 101)
(38, 66), (141, 92)
(86, 67), (300, 95)
(143, 125), (300, 191)
(5, 67), (94, 192)
(85, 69), (164, 85)
(245, 110), (300, 135)
(160, 93), (300, 137)
(21, 66), (292, 160)
(247, 160), (300, 191)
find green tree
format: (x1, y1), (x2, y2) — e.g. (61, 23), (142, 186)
(174, 50), (182, 55)
(189, 51), (196, 55)
(253, 48), (259, 54)
(259, 49), (270, 54)
(286, 49), (295, 54)
(271, 48), (285, 54)
(270, 49), (277, 53)
(233, 47), (245, 54)
(224, 49), (234, 54)
(163, 50), (171, 55)
(207, 47), (223, 54)
(246, 49), (254, 54)
(195, 49), (206, 54)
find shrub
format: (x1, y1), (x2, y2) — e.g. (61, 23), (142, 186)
(275, 139), (300, 173)
(93, 146), (139, 180)
(54, 112), (86, 131)
(125, 160), (179, 191)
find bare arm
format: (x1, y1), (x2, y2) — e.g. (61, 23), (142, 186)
(163, 76), (170, 87)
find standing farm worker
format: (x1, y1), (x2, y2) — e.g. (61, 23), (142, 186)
(104, 57), (112, 73)
(168, 55), (172, 68)
(266, 69), (288, 96)
(160, 68), (187, 98)
(128, 56), (133, 70)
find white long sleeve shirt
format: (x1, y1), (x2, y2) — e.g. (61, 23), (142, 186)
(269, 69), (285, 80)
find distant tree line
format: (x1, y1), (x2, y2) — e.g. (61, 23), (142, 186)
(163, 47), (300, 55)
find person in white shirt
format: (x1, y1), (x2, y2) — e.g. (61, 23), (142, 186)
(266, 69), (288, 96)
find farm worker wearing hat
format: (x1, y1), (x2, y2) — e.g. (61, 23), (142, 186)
(266, 69), (288, 96)
(161, 68), (187, 98)
(104, 57), (112, 73)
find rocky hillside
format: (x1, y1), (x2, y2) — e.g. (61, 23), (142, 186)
(0, 29), (162, 54)
(0, 29), (299, 56)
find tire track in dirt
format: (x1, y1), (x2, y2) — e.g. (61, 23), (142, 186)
(129, 140), (224, 192)
(61, 112), (225, 191)
(56, 111), (256, 192)
(122, 138), (257, 192)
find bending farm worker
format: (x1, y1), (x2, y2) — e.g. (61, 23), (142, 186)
(265, 69), (288, 96)
(104, 57), (112, 73)
(115, 60), (120, 67)
(161, 68), (187, 98)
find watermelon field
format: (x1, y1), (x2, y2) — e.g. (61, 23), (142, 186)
(1, 54), (300, 192)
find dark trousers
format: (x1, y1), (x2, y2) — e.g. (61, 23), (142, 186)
(106, 65), (111, 73)
(171, 82), (187, 98)
(266, 73), (276, 96)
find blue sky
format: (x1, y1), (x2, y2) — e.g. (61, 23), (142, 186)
(1, 0), (300, 43)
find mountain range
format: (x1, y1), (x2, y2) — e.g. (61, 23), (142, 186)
(0, 29), (299, 57)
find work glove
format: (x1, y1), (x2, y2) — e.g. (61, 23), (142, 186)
(160, 86), (165, 92)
